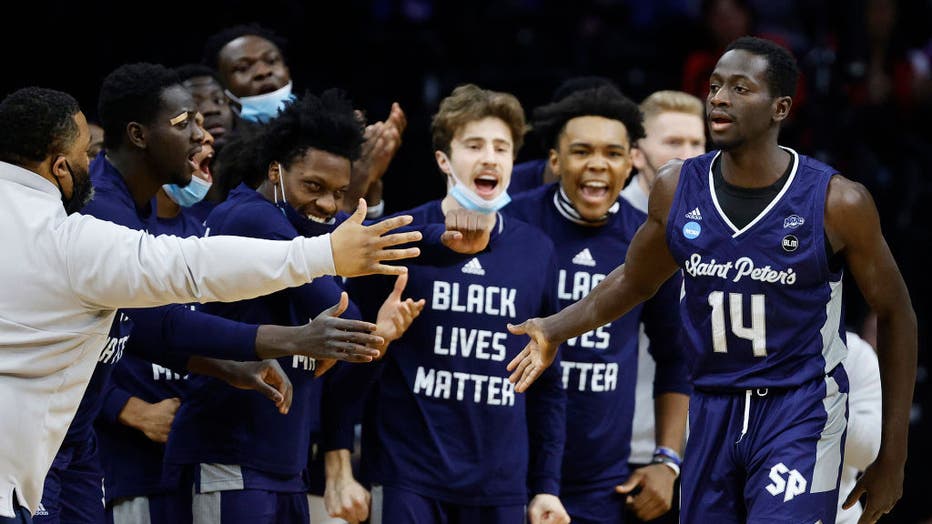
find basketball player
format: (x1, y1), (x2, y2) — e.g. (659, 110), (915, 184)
(505, 86), (690, 524)
(508, 36), (917, 524)
(346, 84), (570, 524)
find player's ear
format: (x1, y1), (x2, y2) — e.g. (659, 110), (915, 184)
(267, 162), (281, 184)
(127, 122), (146, 149)
(630, 145), (646, 171)
(548, 148), (561, 177)
(773, 96), (792, 123)
(435, 150), (452, 176)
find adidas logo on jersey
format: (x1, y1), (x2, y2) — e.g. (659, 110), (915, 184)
(461, 258), (485, 276)
(572, 248), (597, 267)
(685, 207), (702, 220)
(35, 504), (48, 517)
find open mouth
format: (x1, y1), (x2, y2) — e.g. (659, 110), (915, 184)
(189, 146), (214, 181)
(473, 174), (500, 197)
(709, 113), (735, 132)
(578, 180), (610, 203)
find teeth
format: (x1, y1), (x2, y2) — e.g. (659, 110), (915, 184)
(307, 214), (330, 223)
(476, 176), (497, 181)
(582, 181), (608, 188)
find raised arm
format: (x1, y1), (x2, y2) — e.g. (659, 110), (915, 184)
(827, 176), (917, 524)
(506, 161), (684, 392)
(64, 200), (421, 310)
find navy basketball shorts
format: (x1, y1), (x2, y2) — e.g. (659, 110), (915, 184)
(35, 434), (105, 524)
(561, 486), (626, 524)
(680, 365), (849, 523)
(370, 485), (526, 524)
(191, 489), (308, 524)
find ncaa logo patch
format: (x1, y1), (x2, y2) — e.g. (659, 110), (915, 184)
(782, 235), (799, 252)
(683, 221), (701, 239)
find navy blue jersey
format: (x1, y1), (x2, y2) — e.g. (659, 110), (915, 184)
(164, 184), (358, 486)
(509, 159), (548, 195)
(94, 205), (204, 502)
(666, 149), (846, 390)
(507, 184), (689, 492)
(65, 156), (256, 445)
(348, 200), (566, 506)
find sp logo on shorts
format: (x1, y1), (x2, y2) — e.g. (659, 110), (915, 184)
(766, 462), (807, 502)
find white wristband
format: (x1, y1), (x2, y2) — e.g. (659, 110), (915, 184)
(366, 200), (385, 219)
(651, 456), (681, 478)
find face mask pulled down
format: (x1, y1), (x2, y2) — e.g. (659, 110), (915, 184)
(443, 153), (510, 214)
(226, 81), (296, 123)
(163, 175), (212, 207)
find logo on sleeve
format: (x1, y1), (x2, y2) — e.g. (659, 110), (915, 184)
(683, 221), (701, 239)
(783, 214), (805, 229)
(685, 207), (703, 220)
(461, 258), (486, 276)
(765, 462), (807, 502)
(572, 248), (597, 267)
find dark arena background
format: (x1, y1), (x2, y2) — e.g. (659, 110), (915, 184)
(3, 0), (931, 521)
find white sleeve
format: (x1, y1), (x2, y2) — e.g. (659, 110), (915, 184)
(60, 214), (335, 309)
(843, 332), (883, 471)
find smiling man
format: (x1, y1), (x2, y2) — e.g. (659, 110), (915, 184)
(31, 63), (421, 524)
(343, 84), (570, 524)
(163, 89), (424, 524)
(507, 37), (917, 524)
(505, 86), (690, 524)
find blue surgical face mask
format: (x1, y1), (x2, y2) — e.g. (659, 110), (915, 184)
(163, 175), (212, 207)
(442, 153), (511, 213)
(226, 81), (296, 123)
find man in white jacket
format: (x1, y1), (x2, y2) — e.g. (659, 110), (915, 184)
(0, 87), (420, 522)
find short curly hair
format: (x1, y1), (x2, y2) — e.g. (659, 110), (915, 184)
(201, 23), (287, 71)
(98, 63), (180, 150)
(532, 85), (645, 151)
(0, 87), (81, 166)
(431, 84), (527, 157)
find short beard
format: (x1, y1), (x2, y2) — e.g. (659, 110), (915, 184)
(65, 181), (95, 215)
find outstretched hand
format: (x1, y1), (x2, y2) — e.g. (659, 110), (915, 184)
(842, 454), (904, 524)
(294, 292), (383, 363)
(506, 319), (559, 393)
(440, 208), (494, 254)
(374, 272), (426, 355)
(331, 199), (421, 277)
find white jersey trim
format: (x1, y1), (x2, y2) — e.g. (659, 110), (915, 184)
(708, 147), (800, 238)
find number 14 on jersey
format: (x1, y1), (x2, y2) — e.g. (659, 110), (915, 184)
(708, 291), (767, 357)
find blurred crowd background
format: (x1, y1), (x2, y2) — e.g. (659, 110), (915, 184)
(4, 0), (931, 520)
